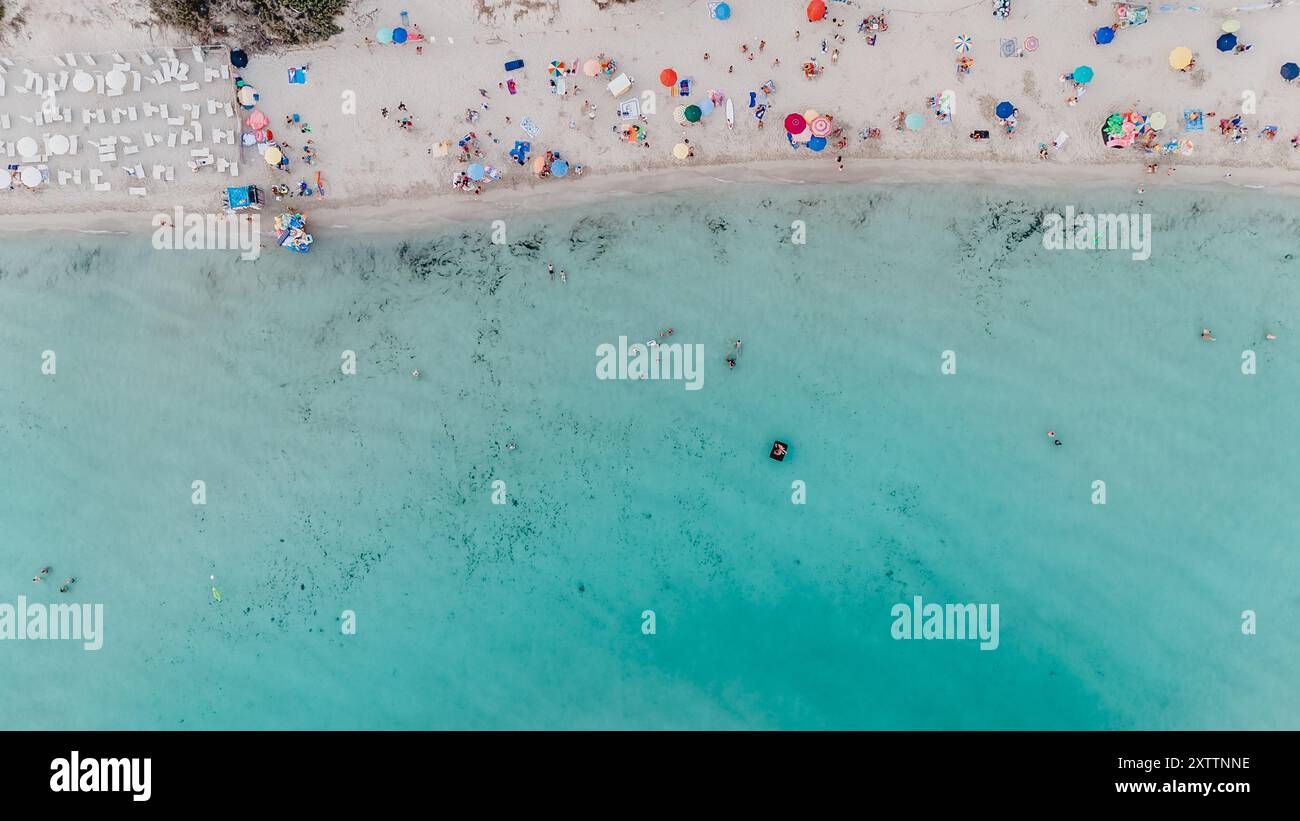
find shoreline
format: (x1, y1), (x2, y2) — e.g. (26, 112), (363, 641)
(3, 157), (1298, 238)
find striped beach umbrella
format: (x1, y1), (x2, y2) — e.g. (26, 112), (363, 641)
(673, 105), (689, 125)
(953, 35), (973, 53)
(809, 116), (833, 137)
(549, 61), (566, 77)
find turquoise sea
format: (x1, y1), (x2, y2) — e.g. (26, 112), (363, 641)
(1, 182), (1298, 729)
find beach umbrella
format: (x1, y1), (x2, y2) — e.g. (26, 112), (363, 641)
(20, 166), (42, 187)
(263, 146), (283, 165)
(72, 71), (94, 93)
(466, 163), (485, 181)
(551, 160), (569, 177)
(660, 68), (678, 87)
(246, 110), (269, 129)
(393, 27), (409, 44)
(583, 59), (601, 77)
(673, 143), (691, 159)
(1024, 36), (1039, 52)
(549, 61), (566, 77)
(807, 0), (826, 22)
(1147, 111), (1168, 130)
(230, 49), (248, 68)
(106, 70), (127, 91)
(1217, 33), (1237, 52)
(532, 156), (546, 174)
(905, 112), (924, 131)
(698, 98), (715, 116)
(1073, 65), (1094, 84)
(954, 35), (973, 54)
(784, 113), (806, 133)
(376, 28), (393, 44)
(1169, 47), (1193, 70)
(995, 101), (1015, 119)
(47, 134), (70, 155)
(809, 116), (832, 137)
(684, 104), (702, 122)
(715, 2), (731, 20)
(673, 105), (689, 125)
(807, 136), (827, 151)
(1283, 62), (1300, 81)
(1222, 19), (1240, 33)
(1094, 26), (1114, 45)
(237, 86), (257, 106)
(791, 127), (812, 143)
(16, 137), (38, 158)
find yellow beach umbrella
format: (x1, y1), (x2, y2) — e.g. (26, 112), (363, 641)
(263, 146), (283, 165)
(804, 109), (820, 122)
(672, 142), (690, 160)
(1147, 111), (1167, 131)
(1169, 47), (1193, 70)
(532, 156), (546, 174)
(1221, 19), (1240, 33)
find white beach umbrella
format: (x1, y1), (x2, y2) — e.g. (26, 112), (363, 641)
(46, 134), (70, 155)
(16, 137), (38, 158)
(105, 70), (127, 91)
(72, 71), (94, 93)
(20, 166), (43, 187)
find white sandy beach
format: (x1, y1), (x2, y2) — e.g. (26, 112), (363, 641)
(3, 0), (1300, 232)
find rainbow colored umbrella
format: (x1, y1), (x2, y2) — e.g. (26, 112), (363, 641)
(954, 35), (973, 53)
(549, 61), (566, 77)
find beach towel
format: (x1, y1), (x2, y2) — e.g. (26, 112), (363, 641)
(520, 116), (540, 138)
(1183, 109), (1204, 131)
(504, 59), (525, 72)
(999, 38), (1017, 57)
(618, 99), (640, 119)
(287, 67), (307, 84)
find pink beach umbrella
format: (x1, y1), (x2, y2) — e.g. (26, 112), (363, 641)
(583, 59), (601, 77)
(246, 110), (269, 130)
(809, 116), (833, 137)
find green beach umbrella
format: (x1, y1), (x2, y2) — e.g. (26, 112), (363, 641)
(904, 112), (924, 131)
(684, 104), (702, 123)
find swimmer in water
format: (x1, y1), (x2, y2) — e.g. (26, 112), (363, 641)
(506, 442), (517, 452)
(412, 368), (421, 379)
(734, 339), (742, 351)
(1047, 431), (1062, 446)
(547, 262), (554, 279)
(559, 269), (566, 284)
(1266, 332), (1278, 341)
(32, 566), (50, 582)
(1202, 328), (1215, 341)
(726, 355), (736, 369)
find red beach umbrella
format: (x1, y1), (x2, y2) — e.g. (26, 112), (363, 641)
(807, 0), (827, 22)
(784, 112), (807, 133)
(659, 68), (678, 87)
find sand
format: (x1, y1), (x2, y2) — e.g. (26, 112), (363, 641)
(3, 0), (1300, 234)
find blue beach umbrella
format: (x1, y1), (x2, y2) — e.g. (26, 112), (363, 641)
(466, 163), (485, 181)
(1216, 33), (1237, 52)
(1094, 26), (1114, 45)
(807, 136), (827, 151)
(551, 159), (569, 177)
(715, 2), (731, 20)
(1073, 65), (1094, 84)
(376, 28), (393, 44)
(995, 101), (1015, 119)
(698, 98), (715, 116)
(393, 27), (409, 44)
(1282, 62), (1300, 81)
(904, 112), (924, 131)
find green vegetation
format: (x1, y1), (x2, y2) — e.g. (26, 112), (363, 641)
(150, 0), (347, 46)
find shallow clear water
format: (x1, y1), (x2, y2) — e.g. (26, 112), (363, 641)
(2, 183), (1298, 729)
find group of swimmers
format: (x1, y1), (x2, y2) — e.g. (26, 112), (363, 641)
(31, 567), (76, 593)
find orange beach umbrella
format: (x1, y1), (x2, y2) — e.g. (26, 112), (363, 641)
(660, 68), (678, 87)
(807, 0), (826, 22)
